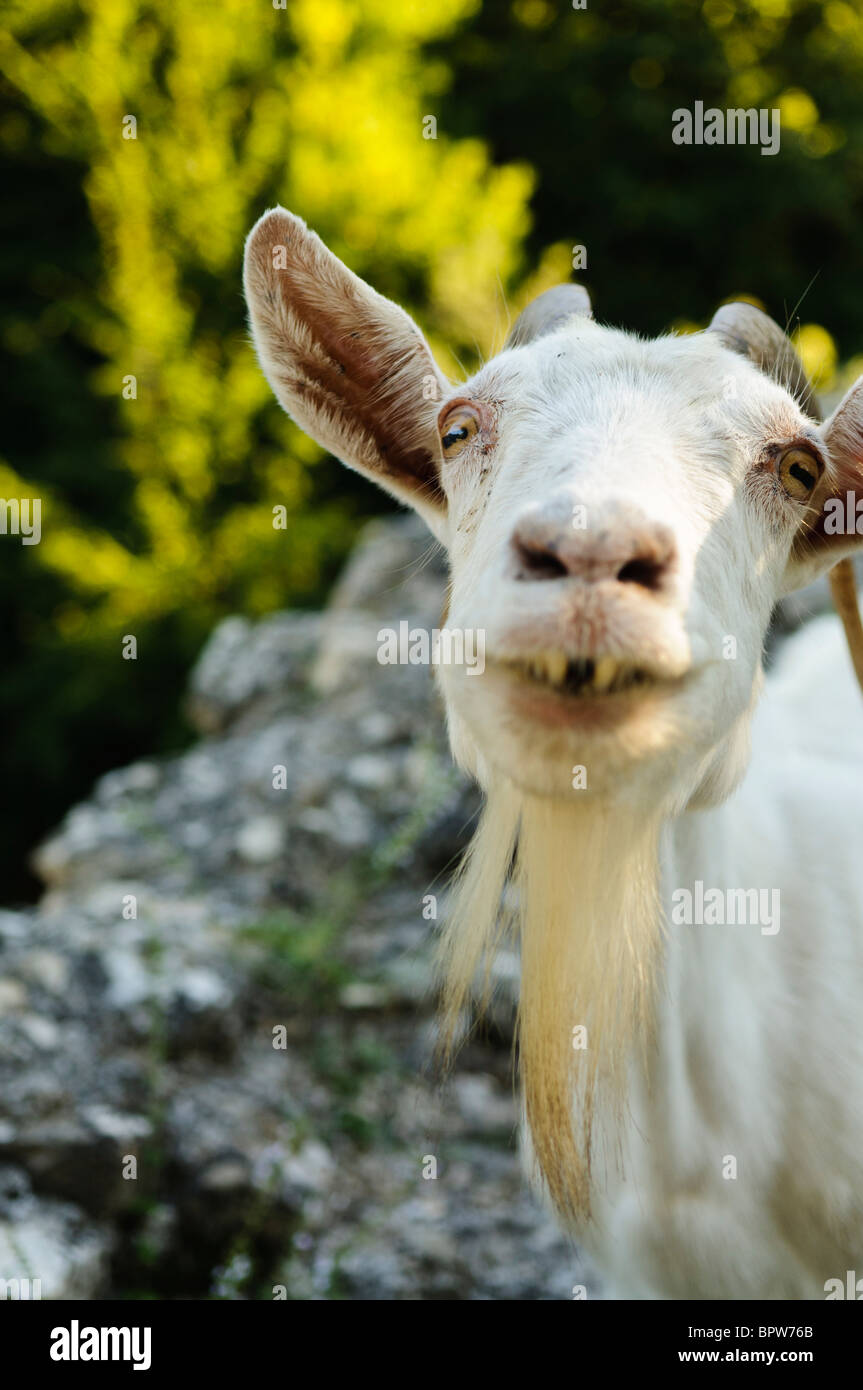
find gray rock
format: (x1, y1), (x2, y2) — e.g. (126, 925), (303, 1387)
(187, 612), (323, 734)
(0, 1167), (109, 1299)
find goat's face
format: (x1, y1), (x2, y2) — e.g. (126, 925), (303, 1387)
(437, 322), (822, 805)
(244, 209), (863, 810)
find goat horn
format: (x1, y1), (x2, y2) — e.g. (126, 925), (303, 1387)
(828, 560), (863, 695)
(708, 301), (817, 418)
(505, 284), (592, 349)
(710, 302), (863, 698)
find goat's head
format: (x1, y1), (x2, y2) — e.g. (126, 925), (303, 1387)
(243, 208), (863, 818)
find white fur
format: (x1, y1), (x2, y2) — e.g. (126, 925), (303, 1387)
(583, 617), (863, 1298)
(243, 214), (863, 1299)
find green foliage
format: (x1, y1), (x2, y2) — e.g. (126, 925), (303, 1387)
(436, 0), (863, 351)
(0, 0), (530, 897)
(238, 907), (352, 1006)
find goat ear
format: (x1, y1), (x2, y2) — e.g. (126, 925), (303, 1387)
(783, 377), (863, 591)
(243, 208), (450, 537)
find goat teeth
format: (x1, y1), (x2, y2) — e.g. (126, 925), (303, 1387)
(545, 652), (568, 686)
(592, 657), (618, 692)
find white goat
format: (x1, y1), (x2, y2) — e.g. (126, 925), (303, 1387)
(244, 208), (863, 1300)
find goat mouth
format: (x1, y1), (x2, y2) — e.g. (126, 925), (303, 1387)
(500, 653), (662, 699)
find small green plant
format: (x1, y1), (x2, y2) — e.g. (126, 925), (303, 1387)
(237, 907), (351, 1006)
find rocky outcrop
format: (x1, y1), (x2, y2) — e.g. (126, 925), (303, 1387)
(0, 515), (590, 1301)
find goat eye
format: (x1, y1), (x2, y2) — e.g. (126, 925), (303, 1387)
(440, 406), (480, 457)
(777, 446), (823, 502)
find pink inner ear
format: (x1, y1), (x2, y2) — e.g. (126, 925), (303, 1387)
(796, 379), (863, 550)
(826, 379), (863, 485)
(244, 209), (448, 515)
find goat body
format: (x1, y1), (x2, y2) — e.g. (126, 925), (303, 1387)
(243, 207), (863, 1299)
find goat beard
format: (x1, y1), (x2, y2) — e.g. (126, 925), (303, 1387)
(435, 781), (664, 1225)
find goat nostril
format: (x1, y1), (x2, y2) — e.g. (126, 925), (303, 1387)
(617, 557), (666, 591)
(516, 540), (570, 581)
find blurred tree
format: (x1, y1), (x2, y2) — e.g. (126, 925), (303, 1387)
(434, 0), (863, 357)
(0, 0), (532, 898)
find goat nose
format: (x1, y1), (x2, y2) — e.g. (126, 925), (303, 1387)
(510, 505), (677, 593)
